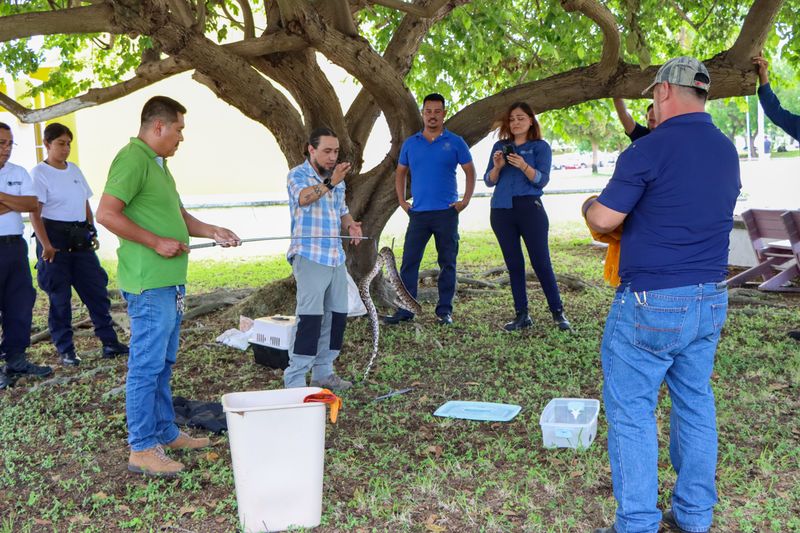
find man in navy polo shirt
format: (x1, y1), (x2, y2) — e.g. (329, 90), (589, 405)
(586, 57), (740, 533)
(384, 93), (476, 326)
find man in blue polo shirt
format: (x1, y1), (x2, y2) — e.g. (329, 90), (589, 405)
(586, 57), (740, 533)
(384, 93), (476, 326)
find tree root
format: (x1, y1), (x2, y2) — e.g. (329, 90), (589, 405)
(30, 289), (255, 345)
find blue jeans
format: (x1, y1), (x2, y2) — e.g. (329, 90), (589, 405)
(122, 286), (184, 451)
(602, 283), (727, 533)
(397, 207), (459, 318)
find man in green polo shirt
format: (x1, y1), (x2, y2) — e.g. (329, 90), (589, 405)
(97, 96), (240, 477)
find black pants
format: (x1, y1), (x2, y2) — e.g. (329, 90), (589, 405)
(35, 222), (117, 354)
(490, 196), (563, 314)
(398, 207), (459, 318)
(0, 237), (36, 361)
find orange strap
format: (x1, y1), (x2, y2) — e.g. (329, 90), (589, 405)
(583, 195), (623, 287)
(303, 389), (342, 423)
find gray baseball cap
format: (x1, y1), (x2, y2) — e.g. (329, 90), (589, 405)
(642, 56), (710, 95)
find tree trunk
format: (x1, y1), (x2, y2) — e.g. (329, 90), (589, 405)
(591, 139), (599, 174)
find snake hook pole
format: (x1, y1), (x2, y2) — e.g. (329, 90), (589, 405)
(188, 235), (373, 249)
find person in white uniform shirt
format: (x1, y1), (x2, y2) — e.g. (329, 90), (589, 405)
(30, 123), (128, 367)
(0, 122), (53, 390)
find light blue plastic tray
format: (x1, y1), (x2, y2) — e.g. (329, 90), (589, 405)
(434, 401), (522, 422)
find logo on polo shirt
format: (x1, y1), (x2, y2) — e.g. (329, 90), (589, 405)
(7, 181), (22, 186)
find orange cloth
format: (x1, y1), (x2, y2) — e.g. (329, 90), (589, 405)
(582, 195), (623, 287)
(303, 389), (342, 423)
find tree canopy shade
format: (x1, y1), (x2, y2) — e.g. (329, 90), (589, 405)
(0, 0), (796, 275)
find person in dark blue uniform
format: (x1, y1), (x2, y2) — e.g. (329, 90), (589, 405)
(613, 98), (656, 141)
(0, 122), (53, 390)
(753, 55), (800, 341)
(484, 102), (570, 332)
(29, 123), (128, 366)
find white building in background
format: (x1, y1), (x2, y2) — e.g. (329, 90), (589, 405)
(2, 70), (296, 202)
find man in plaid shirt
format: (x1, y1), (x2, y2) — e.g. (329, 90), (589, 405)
(284, 127), (363, 390)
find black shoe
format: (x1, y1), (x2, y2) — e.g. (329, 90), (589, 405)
(437, 314), (453, 326)
(382, 313), (413, 325)
(552, 310), (572, 331)
(788, 330), (800, 341)
(59, 350), (82, 366)
(5, 361), (54, 378)
(662, 510), (708, 533)
(102, 341), (129, 358)
(592, 526), (616, 533)
(504, 311), (532, 332)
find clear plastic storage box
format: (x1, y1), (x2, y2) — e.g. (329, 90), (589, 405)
(539, 398), (600, 449)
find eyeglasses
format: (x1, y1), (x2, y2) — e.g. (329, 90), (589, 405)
(0, 140), (17, 149)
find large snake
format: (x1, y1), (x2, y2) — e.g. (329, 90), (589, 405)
(359, 247), (421, 378)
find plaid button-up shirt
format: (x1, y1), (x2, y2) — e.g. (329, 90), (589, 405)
(286, 160), (349, 267)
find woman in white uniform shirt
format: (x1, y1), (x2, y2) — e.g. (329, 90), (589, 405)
(30, 123), (128, 366)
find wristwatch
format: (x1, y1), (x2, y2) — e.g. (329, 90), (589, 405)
(323, 178), (335, 190)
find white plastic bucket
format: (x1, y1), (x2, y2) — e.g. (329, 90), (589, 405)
(222, 387), (326, 533)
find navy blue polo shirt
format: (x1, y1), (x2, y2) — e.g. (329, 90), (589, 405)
(399, 129), (472, 212)
(597, 112), (740, 291)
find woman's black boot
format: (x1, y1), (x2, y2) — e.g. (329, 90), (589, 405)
(552, 310), (571, 331)
(504, 311), (532, 332)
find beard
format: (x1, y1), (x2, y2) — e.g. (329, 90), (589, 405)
(310, 156), (334, 178)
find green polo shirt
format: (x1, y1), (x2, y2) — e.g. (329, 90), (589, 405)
(104, 137), (189, 294)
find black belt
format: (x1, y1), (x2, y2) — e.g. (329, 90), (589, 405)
(0, 235), (22, 244)
(43, 218), (85, 230)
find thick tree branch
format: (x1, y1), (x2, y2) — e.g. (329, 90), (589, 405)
(0, 56), (188, 124)
(0, 3), (116, 42)
(227, 32), (308, 56)
(317, 28), (420, 149)
(170, 32), (306, 163)
(726, 0), (785, 66)
(345, 1), (464, 150)
(447, 56), (762, 146)
(249, 50), (353, 159)
(560, 0), (620, 79)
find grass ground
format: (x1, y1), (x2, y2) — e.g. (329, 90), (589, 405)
(1, 222), (799, 532)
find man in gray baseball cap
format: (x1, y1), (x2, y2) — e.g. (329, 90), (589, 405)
(589, 54), (738, 533)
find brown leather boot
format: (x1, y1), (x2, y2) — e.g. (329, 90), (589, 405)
(164, 431), (212, 451)
(128, 446), (184, 477)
